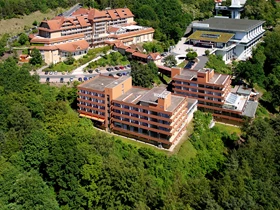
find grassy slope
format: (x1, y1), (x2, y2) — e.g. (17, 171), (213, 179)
(214, 122), (242, 135)
(0, 9), (66, 36)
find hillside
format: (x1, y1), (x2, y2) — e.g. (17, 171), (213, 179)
(0, 57), (279, 209)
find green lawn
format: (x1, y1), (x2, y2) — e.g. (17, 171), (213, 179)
(253, 83), (266, 95)
(87, 51), (129, 69)
(176, 140), (197, 162)
(214, 122), (242, 135)
(45, 62), (75, 72)
(90, 121), (195, 157)
(177, 60), (187, 68)
(44, 46), (111, 72)
(256, 104), (270, 119)
(114, 135), (169, 155)
(173, 121), (197, 161)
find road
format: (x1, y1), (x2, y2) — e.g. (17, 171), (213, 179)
(63, 3), (82, 17)
(39, 68), (131, 83)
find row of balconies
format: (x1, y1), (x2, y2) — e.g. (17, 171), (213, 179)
(79, 91), (105, 98)
(79, 107), (105, 116)
(112, 123), (171, 141)
(113, 110), (171, 126)
(113, 115), (171, 132)
(113, 103), (171, 119)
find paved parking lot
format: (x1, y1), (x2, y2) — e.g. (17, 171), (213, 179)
(172, 37), (214, 56)
(40, 65), (131, 83)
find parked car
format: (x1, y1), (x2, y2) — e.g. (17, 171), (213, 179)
(106, 67), (111, 71)
(60, 78), (64, 83)
(126, 64), (131, 68)
(108, 74), (114, 77)
(115, 66), (120, 70)
(54, 71), (58, 75)
(89, 76), (93, 80)
(78, 77), (83, 82)
(95, 69), (100, 73)
(84, 77), (88, 81)
(46, 77), (50, 82)
(88, 69), (93, 73)
(45, 71), (48, 75)
(116, 73), (122, 76)
(119, 66), (124, 70)
(49, 71), (53, 75)
(69, 77), (74, 82)
(122, 72), (127, 75)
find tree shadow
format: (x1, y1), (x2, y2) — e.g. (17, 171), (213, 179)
(259, 98), (278, 114)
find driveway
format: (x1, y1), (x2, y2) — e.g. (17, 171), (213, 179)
(172, 38), (215, 57)
(71, 50), (113, 75)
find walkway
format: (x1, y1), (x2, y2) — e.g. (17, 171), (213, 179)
(71, 50), (113, 75)
(71, 55), (102, 75)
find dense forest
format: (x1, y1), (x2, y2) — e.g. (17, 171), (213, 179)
(0, 57), (279, 209)
(0, 0), (279, 209)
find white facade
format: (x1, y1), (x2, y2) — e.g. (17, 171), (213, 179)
(191, 18), (265, 63)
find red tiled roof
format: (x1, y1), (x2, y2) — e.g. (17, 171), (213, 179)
(122, 38), (134, 43)
(156, 65), (171, 72)
(148, 52), (161, 60)
(29, 34), (35, 39)
(29, 45), (58, 51)
(57, 40), (89, 52)
(30, 33), (84, 44)
(132, 52), (148, 59)
(107, 10), (118, 20)
(114, 8), (134, 18)
(108, 26), (119, 33)
(125, 48), (136, 53)
(108, 28), (154, 39)
(77, 16), (88, 27)
(118, 44), (129, 50)
(88, 8), (108, 20)
(45, 17), (64, 30)
(72, 8), (90, 16)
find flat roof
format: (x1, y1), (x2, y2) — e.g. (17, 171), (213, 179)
(115, 87), (149, 104)
(174, 69), (230, 86)
(106, 76), (131, 88)
(237, 86), (252, 96)
(196, 17), (265, 32)
(140, 86), (169, 105)
(114, 86), (185, 112)
(188, 30), (234, 43)
(167, 95), (185, 112)
(242, 101), (258, 118)
(78, 76), (116, 91)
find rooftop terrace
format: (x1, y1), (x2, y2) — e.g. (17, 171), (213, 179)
(174, 69), (230, 86)
(78, 75), (117, 91)
(114, 86), (186, 112)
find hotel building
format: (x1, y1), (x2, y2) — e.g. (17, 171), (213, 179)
(188, 17), (265, 63)
(77, 75), (197, 148)
(29, 7), (154, 64)
(171, 67), (258, 124)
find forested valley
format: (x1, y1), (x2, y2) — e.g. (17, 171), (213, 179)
(0, 57), (279, 209)
(0, 0), (280, 209)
